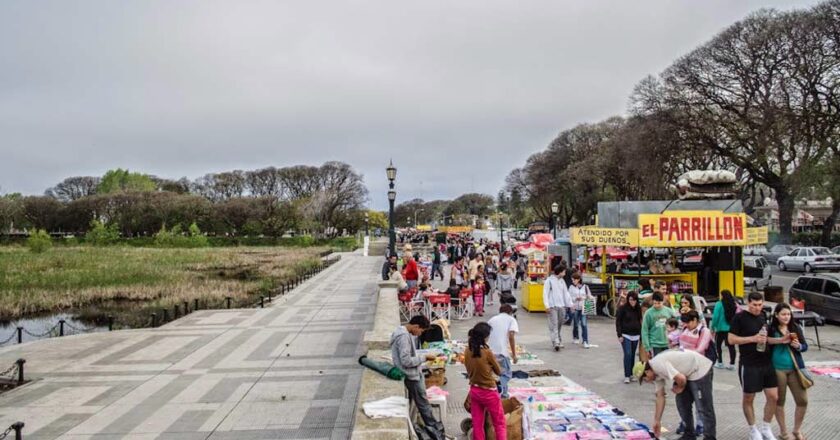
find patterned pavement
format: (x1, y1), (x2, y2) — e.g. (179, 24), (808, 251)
(0, 252), (379, 440)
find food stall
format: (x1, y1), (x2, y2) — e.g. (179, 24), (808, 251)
(572, 200), (768, 302)
(521, 247), (549, 312)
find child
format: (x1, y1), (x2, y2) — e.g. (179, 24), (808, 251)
(666, 317), (681, 349)
(473, 274), (487, 317)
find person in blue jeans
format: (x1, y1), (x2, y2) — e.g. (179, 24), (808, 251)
(487, 304), (519, 398)
(615, 291), (642, 383)
(569, 273), (593, 348)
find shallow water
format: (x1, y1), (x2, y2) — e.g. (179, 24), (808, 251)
(0, 313), (108, 347)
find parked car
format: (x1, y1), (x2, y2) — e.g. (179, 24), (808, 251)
(743, 256), (772, 291)
(832, 245), (840, 255)
(789, 273), (840, 321)
(777, 247), (840, 273)
(765, 244), (796, 263)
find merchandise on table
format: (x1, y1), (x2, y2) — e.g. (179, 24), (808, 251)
(509, 375), (652, 440)
(809, 365), (840, 380)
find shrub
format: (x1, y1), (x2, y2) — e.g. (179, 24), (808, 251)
(154, 223), (209, 248)
(27, 229), (52, 253)
(86, 220), (121, 246)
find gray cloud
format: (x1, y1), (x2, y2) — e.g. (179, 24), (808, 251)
(0, 0), (820, 209)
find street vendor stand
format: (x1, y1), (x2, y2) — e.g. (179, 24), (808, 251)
(572, 200), (769, 304)
(521, 248), (549, 312)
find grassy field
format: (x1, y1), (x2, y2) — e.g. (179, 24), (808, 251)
(0, 246), (328, 326)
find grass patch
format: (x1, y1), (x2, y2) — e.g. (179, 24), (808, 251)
(0, 246), (328, 326)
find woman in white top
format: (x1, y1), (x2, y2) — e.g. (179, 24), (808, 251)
(568, 272), (594, 348)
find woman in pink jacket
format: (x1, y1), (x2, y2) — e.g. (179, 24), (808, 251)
(677, 309), (712, 436)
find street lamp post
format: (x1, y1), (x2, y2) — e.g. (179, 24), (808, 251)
(499, 212), (505, 250)
(551, 202), (559, 239)
(387, 161), (397, 257)
(364, 212), (369, 236)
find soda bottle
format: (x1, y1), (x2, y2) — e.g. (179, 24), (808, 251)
(756, 325), (767, 352)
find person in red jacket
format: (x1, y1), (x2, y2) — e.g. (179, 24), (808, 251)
(403, 247), (419, 289)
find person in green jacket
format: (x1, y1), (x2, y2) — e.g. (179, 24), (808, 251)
(710, 289), (738, 370)
(642, 292), (678, 357)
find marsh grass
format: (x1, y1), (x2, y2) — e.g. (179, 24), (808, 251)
(0, 246), (327, 325)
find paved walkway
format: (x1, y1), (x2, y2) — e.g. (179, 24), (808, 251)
(0, 252), (380, 440)
(430, 277), (840, 440)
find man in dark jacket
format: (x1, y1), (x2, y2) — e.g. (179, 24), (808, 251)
(431, 247), (444, 280)
(382, 255), (397, 281)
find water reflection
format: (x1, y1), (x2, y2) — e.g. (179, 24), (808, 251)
(0, 313), (107, 347)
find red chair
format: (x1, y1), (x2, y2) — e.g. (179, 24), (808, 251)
(428, 294), (451, 321)
(398, 288), (425, 322)
(454, 289), (473, 320)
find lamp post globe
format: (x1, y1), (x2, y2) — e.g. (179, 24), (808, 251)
(551, 202), (559, 239)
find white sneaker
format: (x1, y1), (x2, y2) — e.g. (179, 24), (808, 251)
(583, 342), (591, 349)
(623, 377), (631, 384)
(749, 426), (763, 440)
(573, 339), (581, 344)
(759, 422), (777, 440)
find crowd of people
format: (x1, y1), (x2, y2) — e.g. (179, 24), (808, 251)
(384, 234), (813, 440)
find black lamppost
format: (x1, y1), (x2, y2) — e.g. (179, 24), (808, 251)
(364, 212), (369, 236)
(499, 212), (505, 250)
(551, 202), (559, 239)
(387, 161), (397, 257)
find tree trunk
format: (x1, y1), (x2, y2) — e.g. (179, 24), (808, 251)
(820, 198), (840, 247)
(776, 189), (795, 245)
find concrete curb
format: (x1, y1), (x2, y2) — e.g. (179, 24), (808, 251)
(351, 281), (411, 440)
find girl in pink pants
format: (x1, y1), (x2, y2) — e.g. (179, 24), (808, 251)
(464, 322), (506, 440)
(473, 275), (486, 316)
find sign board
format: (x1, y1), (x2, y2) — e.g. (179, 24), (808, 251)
(570, 227), (639, 247)
(746, 226), (769, 245)
(440, 226), (474, 234)
(416, 224), (432, 231)
(638, 211), (747, 247)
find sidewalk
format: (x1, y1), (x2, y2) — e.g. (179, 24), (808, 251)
(431, 277), (840, 440)
(0, 252), (380, 440)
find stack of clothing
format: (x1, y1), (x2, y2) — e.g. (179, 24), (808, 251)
(508, 376), (652, 440)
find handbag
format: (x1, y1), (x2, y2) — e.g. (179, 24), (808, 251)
(787, 347), (814, 389)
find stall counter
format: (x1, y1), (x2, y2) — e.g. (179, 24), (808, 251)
(521, 281), (545, 312)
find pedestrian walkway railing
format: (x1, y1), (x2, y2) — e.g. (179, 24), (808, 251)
(0, 254), (342, 347)
(0, 422), (24, 440)
(0, 359), (26, 394)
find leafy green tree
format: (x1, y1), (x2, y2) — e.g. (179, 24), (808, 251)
(85, 220), (120, 246)
(97, 169), (157, 194)
(27, 229), (52, 253)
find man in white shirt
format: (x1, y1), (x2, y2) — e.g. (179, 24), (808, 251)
(487, 304), (519, 398)
(634, 350), (716, 440)
(543, 265), (572, 351)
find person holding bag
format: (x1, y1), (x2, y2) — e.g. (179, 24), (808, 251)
(771, 303), (810, 440)
(463, 322), (505, 440)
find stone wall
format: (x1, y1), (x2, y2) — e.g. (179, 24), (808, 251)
(350, 281), (411, 440)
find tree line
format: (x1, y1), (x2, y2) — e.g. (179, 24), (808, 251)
(504, 1), (840, 245)
(0, 162), (369, 238)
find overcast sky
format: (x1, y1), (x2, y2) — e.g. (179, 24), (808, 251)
(0, 0), (821, 210)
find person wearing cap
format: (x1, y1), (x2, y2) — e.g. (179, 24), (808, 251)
(634, 349), (716, 440)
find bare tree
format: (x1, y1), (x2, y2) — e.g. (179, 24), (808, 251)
(45, 176), (100, 202)
(633, 7), (840, 243)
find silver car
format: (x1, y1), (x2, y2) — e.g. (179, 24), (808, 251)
(765, 244), (796, 263)
(744, 256), (772, 291)
(777, 247), (840, 273)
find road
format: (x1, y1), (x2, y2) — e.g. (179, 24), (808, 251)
(769, 266), (840, 300)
